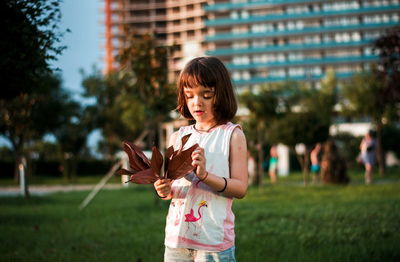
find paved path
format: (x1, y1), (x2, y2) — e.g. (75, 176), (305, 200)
(0, 184), (124, 197)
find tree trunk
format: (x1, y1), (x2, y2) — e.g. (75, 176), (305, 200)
(376, 121), (385, 176)
(302, 147), (311, 186)
(13, 141), (24, 183)
(294, 150), (304, 172)
(256, 124), (264, 186)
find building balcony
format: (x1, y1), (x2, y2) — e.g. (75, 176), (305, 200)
(206, 40), (373, 56)
(166, 0), (207, 8)
(205, 22), (399, 42)
(125, 2), (166, 11)
(205, 0), (361, 12)
(226, 55), (378, 70)
(124, 14), (167, 23)
(205, 5), (400, 27)
(232, 71), (354, 86)
(166, 22), (205, 33)
(166, 9), (205, 20)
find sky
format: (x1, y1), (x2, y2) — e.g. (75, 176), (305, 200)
(52, 0), (104, 152)
(53, 0), (104, 96)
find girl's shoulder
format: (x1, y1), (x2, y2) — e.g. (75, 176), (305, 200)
(168, 125), (193, 147)
(230, 125), (246, 143)
(225, 122), (244, 135)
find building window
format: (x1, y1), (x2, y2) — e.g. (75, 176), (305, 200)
(252, 54), (268, 63)
(277, 53), (286, 62)
(230, 11), (239, 20)
(363, 14), (393, 24)
(286, 5), (309, 14)
(334, 32), (352, 43)
(304, 35), (321, 44)
(323, 1), (360, 11)
(364, 31), (382, 39)
(232, 71), (241, 80)
(232, 41), (248, 49)
(242, 71), (251, 80)
(289, 67), (305, 77)
(364, 47), (373, 56)
(270, 69), (286, 78)
(288, 52), (304, 61)
(233, 56), (250, 65)
(187, 4), (194, 11)
(232, 26), (248, 34)
(352, 32), (361, 41)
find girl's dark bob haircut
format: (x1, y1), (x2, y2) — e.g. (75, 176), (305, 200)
(176, 56), (237, 124)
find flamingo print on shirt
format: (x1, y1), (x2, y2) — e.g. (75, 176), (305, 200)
(184, 200), (208, 238)
(185, 200), (207, 222)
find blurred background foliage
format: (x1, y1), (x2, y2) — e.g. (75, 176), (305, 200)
(0, 0), (399, 186)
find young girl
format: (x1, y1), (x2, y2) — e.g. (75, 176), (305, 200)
(154, 56), (248, 262)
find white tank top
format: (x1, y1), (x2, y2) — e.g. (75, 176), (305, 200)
(164, 122), (240, 251)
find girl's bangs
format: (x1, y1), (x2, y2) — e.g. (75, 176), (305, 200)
(180, 68), (216, 89)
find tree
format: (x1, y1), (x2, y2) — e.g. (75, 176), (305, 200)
(373, 27), (400, 174)
(243, 70), (337, 183)
(240, 80), (317, 185)
(0, 73), (68, 181)
(52, 97), (94, 181)
(118, 33), (176, 147)
(82, 33), (176, 159)
(240, 84), (280, 185)
(373, 27), (400, 103)
(1, 0), (66, 98)
(81, 69), (138, 158)
(341, 66), (395, 175)
(0, 0), (66, 185)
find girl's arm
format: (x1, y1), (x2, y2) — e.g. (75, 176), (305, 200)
(153, 131), (179, 200)
(193, 127), (248, 199)
(225, 127), (248, 198)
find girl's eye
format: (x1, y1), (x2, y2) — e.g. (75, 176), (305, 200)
(204, 92), (215, 99)
(185, 95), (193, 99)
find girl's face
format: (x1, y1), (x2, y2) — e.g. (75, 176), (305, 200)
(184, 85), (216, 124)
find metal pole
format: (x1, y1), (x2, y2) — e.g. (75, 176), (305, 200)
(19, 157), (29, 198)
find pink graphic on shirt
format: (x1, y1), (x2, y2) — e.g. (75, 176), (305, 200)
(184, 200), (207, 222)
(171, 200), (185, 226)
(184, 200), (208, 238)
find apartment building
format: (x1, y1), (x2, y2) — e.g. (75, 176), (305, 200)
(205, 0), (400, 89)
(105, 0), (209, 81)
(105, 0), (399, 88)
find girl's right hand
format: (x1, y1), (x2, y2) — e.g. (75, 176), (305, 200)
(154, 179), (172, 198)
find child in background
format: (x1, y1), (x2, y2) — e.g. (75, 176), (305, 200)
(154, 57), (248, 262)
(268, 145), (278, 184)
(310, 143), (321, 184)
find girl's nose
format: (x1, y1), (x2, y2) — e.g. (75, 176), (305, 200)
(193, 95), (202, 105)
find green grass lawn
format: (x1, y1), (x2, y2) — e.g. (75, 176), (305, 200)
(0, 170), (399, 261)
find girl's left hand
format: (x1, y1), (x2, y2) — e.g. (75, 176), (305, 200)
(191, 147), (207, 180)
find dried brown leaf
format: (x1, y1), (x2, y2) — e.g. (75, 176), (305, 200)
(128, 169), (158, 184)
(150, 146), (163, 178)
(123, 142), (150, 171)
(115, 168), (134, 176)
(167, 143), (198, 180)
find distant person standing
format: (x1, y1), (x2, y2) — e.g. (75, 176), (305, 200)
(310, 143), (321, 184)
(268, 145), (278, 184)
(360, 131), (376, 184)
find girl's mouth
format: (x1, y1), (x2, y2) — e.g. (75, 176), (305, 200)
(194, 110), (204, 116)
